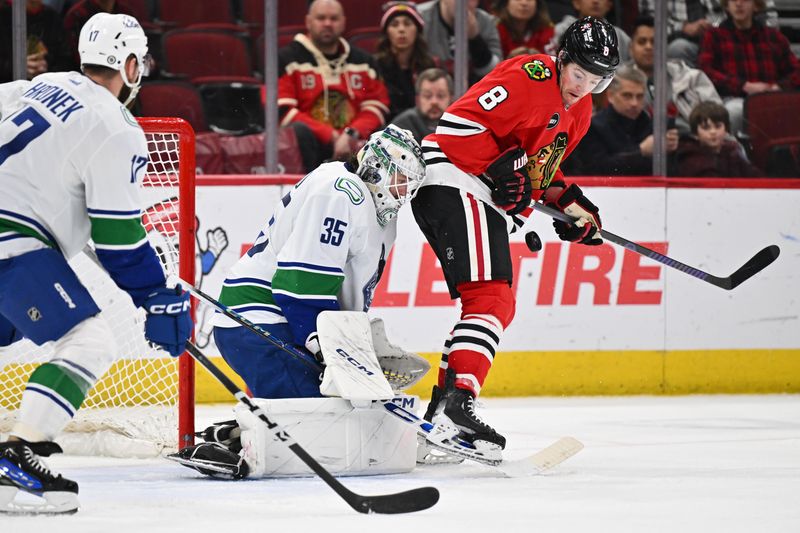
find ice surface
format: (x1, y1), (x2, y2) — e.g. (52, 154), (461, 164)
(5, 395), (799, 532)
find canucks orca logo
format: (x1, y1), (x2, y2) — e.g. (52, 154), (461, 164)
(522, 59), (552, 81)
(334, 176), (365, 205)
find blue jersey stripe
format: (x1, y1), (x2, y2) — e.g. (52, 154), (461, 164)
(25, 385), (76, 417)
(0, 208), (58, 247)
(224, 277), (272, 288)
(276, 261), (344, 274)
(87, 208), (141, 216)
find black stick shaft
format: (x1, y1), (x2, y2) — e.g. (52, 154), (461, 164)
(531, 202), (778, 290)
(184, 342), (439, 514)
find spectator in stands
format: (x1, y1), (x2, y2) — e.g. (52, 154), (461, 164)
(0, 0), (70, 82)
(697, 0), (800, 136)
(278, 0), (390, 172)
(637, 0), (723, 67)
(549, 0), (630, 63)
(571, 64), (679, 175)
(391, 67), (453, 143)
(628, 15), (722, 134)
(676, 100), (761, 176)
(493, 0), (554, 58)
(64, 0), (135, 70)
(374, 1), (437, 119)
(418, 0), (502, 85)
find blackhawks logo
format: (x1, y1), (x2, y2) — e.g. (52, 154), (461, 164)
(525, 133), (568, 190)
(522, 59), (552, 81)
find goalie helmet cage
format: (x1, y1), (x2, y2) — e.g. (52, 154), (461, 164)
(0, 117), (196, 457)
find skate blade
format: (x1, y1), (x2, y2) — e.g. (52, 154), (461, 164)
(424, 423), (504, 465)
(0, 486), (79, 515)
(415, 435), (465, 465)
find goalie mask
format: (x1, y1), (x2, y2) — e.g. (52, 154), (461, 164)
(355, 125), (426, 226)
(79, 13), (150, 106)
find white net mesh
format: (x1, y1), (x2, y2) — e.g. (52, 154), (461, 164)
(0, 122), (194, 457)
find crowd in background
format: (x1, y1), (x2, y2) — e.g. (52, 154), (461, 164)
(2, 0), (799, 177)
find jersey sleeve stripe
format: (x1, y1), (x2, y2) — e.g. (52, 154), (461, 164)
(87, 208), (141, 217)
(90, 217), (147, 246)
(219, 283), (276, 307)
(438, 112), (487, 131)
(223, 277), (272, 288)
(276, 261), (344, 274)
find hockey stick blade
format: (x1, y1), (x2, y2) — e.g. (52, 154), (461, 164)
(717, 245), (780, 290)
(531, 202), (780, 291)
(183, 342), (439, 514)
(383, 402), (583, 476)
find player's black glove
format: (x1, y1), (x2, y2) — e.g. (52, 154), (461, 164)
(485, 147), (532, 216)
(543, 180), (603, 246)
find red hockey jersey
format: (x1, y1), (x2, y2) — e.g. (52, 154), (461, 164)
(421, 54), (592, 217)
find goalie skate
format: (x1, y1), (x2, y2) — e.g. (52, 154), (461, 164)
(167, 442), (249, 480)
(0, 441), (79, 515)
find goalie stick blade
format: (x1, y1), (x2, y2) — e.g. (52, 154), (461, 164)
(718, 245), (780, 290)
(351, 487), (440, 515)
(495, 437), (584, 478)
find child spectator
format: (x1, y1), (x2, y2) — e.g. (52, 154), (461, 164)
(374, 2), (437, 119)
(493, 0), (554, 58)
(677, 101), (761, 176)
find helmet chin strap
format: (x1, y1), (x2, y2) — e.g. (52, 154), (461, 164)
(119, 58), (143, 106)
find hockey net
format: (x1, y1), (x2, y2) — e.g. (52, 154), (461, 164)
(0, 118), (196, 457)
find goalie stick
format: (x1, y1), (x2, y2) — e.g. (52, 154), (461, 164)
(183, 341), (439, 514)
(531, 202), (780, 290)
(176, 278), (583, 475)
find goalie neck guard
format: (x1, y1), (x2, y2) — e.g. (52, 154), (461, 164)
(78, 13), (150, 106)
(356, 125), (426, 227)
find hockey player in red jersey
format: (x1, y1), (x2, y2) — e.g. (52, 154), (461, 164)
(413, 16), (619, 463)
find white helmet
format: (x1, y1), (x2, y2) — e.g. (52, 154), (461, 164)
(356, 125), (426, 226)
(79, 13), (149, 106)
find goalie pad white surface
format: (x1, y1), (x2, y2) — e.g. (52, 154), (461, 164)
(318, 311), (393, 401)
(371, 318), (431, 391)
(236, 396), (419, 477)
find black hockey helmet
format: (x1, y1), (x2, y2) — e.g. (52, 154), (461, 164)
(557, 16), (620, 93)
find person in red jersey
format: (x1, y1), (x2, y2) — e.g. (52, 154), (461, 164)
(412, 16), (619, 463)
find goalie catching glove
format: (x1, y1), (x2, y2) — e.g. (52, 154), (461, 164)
(485, 147), (532, 216)
(143, 285), (193, 356)
(543, 180), (603, 246)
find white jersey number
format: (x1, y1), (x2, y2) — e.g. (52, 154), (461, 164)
(477, 86), (509, 111)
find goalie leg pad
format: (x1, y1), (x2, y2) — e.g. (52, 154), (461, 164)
(236, 396), (418, 477)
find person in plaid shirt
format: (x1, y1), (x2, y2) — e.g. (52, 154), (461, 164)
(697, 0), (800, 135)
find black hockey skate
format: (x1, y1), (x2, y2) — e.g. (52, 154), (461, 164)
(0, 440), (79, 515)
(421, 369), (506, 464)
(195, 419), (242, 453)
(167, 442), (249, 480)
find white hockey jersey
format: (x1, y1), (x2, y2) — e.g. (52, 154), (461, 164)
(213, 162), (396, 346)
(0, 72), (167, 306)
(0, 72), (151, 261)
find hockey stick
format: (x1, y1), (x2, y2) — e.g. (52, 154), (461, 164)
(183, 340), (439, 514)
(531, 202), (780, 290)
(174, 278), (323, 372)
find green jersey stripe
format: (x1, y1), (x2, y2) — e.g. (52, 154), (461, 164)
(27, 363), (92, 411)
(0, 217), (56, 248)
(90, 216), (147, 246)
(272, 268), (344, 297)
(219, 283), (277, 307)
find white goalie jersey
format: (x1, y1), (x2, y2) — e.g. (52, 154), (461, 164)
(213, 161), (397, 339)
